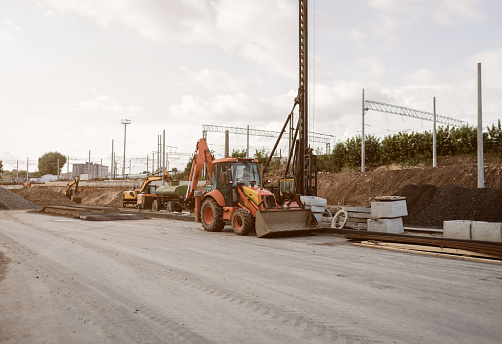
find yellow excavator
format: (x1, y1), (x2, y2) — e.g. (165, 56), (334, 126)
(122, 170), (170, 208)
(65, 176), (81, 204)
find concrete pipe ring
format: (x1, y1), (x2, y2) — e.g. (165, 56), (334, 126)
(331, 209), (348, 229)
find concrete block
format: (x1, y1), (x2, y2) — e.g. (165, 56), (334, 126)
(443, 220), (472, 240)
(471, 221), (502, 242)
(310, 205), (326, 213)
(367, 218), (404, 234)
(371, 200), (408, 218)
(300, 196), (327, 207)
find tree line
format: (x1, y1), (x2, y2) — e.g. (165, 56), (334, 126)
(318, 120), (502, 172)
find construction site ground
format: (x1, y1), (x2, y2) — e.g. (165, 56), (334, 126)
(1, 158), (502, 343)
(1, 211), (501, 344)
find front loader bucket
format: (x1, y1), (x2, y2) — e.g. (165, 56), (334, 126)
(255, 209), (321, 238)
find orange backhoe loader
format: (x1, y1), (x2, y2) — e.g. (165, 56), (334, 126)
(185, 138), (320, 238)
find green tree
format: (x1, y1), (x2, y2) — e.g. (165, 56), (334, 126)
(38, 152), (67, 175)
(231, 149), (247, 158)
(0, 160), (3, 174)
(253, 148), (269, 165)
(486, 119), (502, 154)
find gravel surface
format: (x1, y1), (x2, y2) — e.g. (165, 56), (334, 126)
(0, 187), (39, 210)
(1, 211), (501, 344)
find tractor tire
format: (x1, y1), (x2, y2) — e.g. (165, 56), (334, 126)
(152, 200), (160, 212)
(166, 201), (175, 212)
(201, 198), (224, 232)
(231, 209), (253, 236)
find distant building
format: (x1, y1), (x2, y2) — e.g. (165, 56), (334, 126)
(73, 163), (108, 180)
(61, 172), (73, 180)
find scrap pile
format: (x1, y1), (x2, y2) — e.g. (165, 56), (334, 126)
(347, 233), (502, 264)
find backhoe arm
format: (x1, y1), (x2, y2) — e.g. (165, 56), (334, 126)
(186, 138), (214, 199)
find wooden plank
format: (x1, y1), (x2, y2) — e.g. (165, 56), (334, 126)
(346, 212), (372, 219)
(342, 217), (369, 224)
(368, 242), (502, 259)
(344, 222), (368, 229)
(342, 207), (371, 213)
(353, 243), (502, 265)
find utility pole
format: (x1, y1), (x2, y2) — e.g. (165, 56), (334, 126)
(121, 119), (131, 178)
(361, 89), (365, 172)
(88, 150), (91, 179)
(433, 97), (437, 167)
(477, 63), (484, 188)
(247, 125), (250, 158)
(111, 139), (114, 180)
(162, 129), (166, 172)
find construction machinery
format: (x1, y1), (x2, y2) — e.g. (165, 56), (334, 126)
(264, 0), (317, 202)
(186, 138), (320, 238)
(65, 176), (81, 203)
(122, 170), (170, 208)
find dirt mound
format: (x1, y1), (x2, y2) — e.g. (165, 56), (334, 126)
(393, 184), (502, 228)
(79, 187), (124, 207)
(0, 187), (39, 210)
(12, 186), (78, 207)
(317, 163), (502, 207)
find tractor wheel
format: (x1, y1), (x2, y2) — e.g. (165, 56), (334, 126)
(231, 209), (253, 236)
(152, 200), (160, 211)
(166, 201), (175, 212)
(201, 198), (224, 232)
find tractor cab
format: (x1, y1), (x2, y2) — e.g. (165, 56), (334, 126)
(211, 158), (261, 207)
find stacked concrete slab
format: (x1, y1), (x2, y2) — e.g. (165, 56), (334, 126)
(444, 220), (502, 242)
(333, 207), (370, 230)
(367, 196), (408, 234)
(300, 196), (327, 223)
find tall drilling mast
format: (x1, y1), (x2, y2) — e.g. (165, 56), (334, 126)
(264, 0), (317, 197)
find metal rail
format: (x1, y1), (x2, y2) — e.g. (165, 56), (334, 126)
(202, 124), (334, 144)
(365, 100), (467, 127)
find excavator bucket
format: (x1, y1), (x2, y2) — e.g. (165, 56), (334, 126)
(255, 209), (321, 238)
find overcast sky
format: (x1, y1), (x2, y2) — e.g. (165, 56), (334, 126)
(1, 0), (501, 174)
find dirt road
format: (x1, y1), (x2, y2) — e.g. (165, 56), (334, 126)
(1, 211), (501, 344)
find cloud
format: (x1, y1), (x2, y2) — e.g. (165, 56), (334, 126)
(179, 67), (245, 93)
(40, 0), (211, 42)
(0, 18), (22, 41)
(356, 57), (386, 78)
(368, 0), (486, 26)
(471, 48), (502, 89)
(40, 0), (297, 78)
(47, 94), (143, 114)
